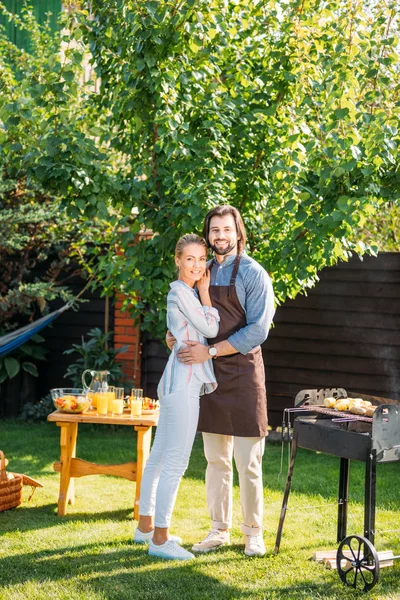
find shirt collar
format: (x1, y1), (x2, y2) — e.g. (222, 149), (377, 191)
(170, 280), (196, 294)
(212, 250), (246, 268)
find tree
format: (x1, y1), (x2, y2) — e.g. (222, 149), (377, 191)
(0, 3), (128, 387)
(69, 0), (400, 339)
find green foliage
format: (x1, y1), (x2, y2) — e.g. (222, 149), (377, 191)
(0, 333), (47, 384)
(63, 327), (128, 387)
(0, 2), (129, 218)
(352, 200), (400, 252)
(19, 391), (53, 421)
(0, 177), (85, 326)
(0, 3), (129, 381)
(66, 0), (400, 339)
(0, 3), (130, 314)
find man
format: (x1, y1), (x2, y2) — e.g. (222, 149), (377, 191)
(174, 205), (275, 557)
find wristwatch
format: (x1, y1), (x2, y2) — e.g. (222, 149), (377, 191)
(208, 345), (217, 358)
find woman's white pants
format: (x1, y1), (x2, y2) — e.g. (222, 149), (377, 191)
(139, 375), (202, 528)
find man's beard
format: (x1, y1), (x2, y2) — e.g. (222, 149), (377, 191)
(210, 240), (237, 256)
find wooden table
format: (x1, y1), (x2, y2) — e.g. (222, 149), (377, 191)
(47, 409), (159, 519)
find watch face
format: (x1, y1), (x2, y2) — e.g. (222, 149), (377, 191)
(209, 347), (217, 357)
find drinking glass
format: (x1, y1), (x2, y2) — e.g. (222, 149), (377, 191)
(96, 391), (108, 416)
(112, 397), (124, 416)
(130, 388), (143, 417)
(107, 386), (116, 413)
(132, 388), (143, 402)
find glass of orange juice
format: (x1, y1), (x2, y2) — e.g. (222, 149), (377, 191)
(88, 391), (96, 409)
(112, 388), (124, 415)
(106, 386), (116, 413)
(96, 391), (108, 416)
(112, 398), (124, 415)
(130, 388), (143, 417)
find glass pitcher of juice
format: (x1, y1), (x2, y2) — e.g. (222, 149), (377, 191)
(82, 370), (110, 409)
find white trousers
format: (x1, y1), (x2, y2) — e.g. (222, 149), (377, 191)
(203, 432), (265, 536)
(139, 375), (202, 528)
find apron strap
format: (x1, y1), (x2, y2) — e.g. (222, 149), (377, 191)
(228, 254), (242, 296)
(211, 255), (242, 297)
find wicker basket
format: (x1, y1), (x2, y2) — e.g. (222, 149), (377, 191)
(0, 450), (23, 512)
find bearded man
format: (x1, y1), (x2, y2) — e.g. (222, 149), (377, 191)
(175, 205), (275, 557)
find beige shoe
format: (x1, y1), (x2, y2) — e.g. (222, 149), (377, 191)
(192, 529), (230, 553)
(244, 533), (266, 557)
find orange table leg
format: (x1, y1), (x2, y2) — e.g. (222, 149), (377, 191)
(134, 425), (152, 520)
(57, 422), (78, 515)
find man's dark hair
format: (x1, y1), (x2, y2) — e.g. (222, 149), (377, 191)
(202, 205), (247, 254)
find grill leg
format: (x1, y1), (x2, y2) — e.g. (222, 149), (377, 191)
(364, 449), (376, 547)
(337, 457), (350, 542)
(274, 432), (298, 554)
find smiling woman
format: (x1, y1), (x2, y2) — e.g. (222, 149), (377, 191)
(174, 238), (208, 288)
(133, 233), (220, 560)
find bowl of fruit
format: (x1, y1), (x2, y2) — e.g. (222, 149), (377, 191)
(50, 388), (92, 414)
(142, 397), (159, 414)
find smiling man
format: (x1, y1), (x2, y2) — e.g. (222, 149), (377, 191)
(176, 205), (275, 557)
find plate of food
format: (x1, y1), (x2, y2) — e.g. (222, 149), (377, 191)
(324, 396), (376, 417)
(142, 397), (159, 414)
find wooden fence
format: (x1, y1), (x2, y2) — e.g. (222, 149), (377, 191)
(263, 252), (400, 427)
(141, 252), (400, 428)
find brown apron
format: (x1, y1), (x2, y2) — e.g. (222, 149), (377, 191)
(198, 254), (268, 437)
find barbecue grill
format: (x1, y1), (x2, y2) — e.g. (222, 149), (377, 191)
(274, 388), (400, 592)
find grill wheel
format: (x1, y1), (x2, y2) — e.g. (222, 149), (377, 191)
(337, 535), (380, 592)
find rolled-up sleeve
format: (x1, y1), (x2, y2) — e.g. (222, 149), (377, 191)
(169, 289), (220, 338)
(228, 269), (275, 354)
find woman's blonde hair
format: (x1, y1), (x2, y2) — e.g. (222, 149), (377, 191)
(175, 233), (208, 258)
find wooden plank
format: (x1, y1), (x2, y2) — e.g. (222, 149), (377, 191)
(269, 323), (400, 346)
(134, 426), (152, 520)
(53, 459), (137, 482)
(313, 549), (394, 562)
(283, 294), (400, 314)
(264, 352), (399, 377)
(142, 372), (164, 385)
(265, 369), (400, 397)
(274, 308), (400, 330)
(303, 281), (400, 298)
(319, 269), (400, 283)
(47, 410), (159, 427)
(143, 357), (169, 373)
(330, 253), (400, 271)
(142, 340), (169, 359)
(266, 380), (400, 401)
(263, 338), (399, 361)
(323, 548), (394, 570)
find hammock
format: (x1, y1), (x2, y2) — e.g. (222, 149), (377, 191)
(0, 277), (94, 357)
(0, 303), (71, 357)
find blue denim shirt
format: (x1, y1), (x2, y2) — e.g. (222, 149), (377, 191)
(208, 252), (275, 355)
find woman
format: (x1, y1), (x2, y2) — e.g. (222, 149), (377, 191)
(133, 234), (219, 560)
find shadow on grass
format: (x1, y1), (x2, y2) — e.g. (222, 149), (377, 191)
(0, 541), (398, 599)
(0, 505), (133, 534)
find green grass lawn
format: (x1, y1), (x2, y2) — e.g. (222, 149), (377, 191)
(0, 419), (399, 600)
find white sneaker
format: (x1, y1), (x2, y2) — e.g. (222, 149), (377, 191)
(133, 529), (182, 545)
(148, 539), (195, 561)
(192, 529), (230, 553)
(244, 533), (266, 557)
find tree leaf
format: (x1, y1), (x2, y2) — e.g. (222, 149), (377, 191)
(22, 362), (39, 377)
(4, 357), (20, 379)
